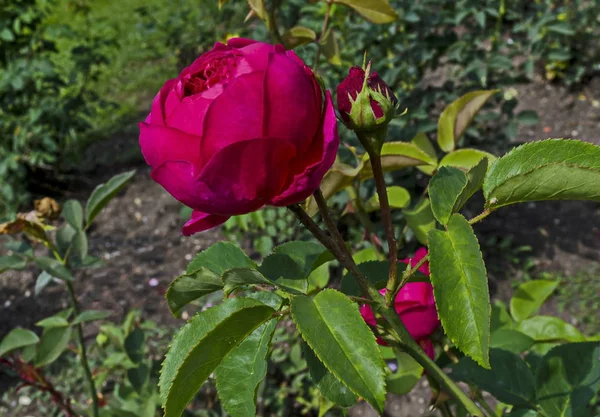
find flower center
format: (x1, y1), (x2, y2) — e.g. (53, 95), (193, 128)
(183, 53), (238, 97)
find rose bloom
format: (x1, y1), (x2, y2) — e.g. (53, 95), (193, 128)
(360, 248), (440, 358)
(139, 39), (338, 235)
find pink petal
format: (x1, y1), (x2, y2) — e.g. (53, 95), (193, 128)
(263, 51), (320, 153)
(139, 123), (201, 168)
(269, 91), (339, 206)
(147, 78), (177, 125)
(182, 211), (230, 235)
(165, 92), (214, 139)
(226, 38), (258, 48)
(201, 72), (267, 161)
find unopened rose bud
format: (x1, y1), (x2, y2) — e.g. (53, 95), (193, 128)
(336, 64), (398, 133)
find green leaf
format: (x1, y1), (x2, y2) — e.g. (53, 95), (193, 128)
(429, 158), (488, 225)
(72, 310), (111, 325)
(510, 279), (559, 322)
(0, 328), (39, 357)
(428, 214), (490, 368)
(302, 343), (357, 407)
(215, 320), (278, 417)
(127, 363), (149, 394)
(36, 316), (69, 328)
(451, 349), (535, 406)
(291, 290), (386, 413)
(306, 160), (361, 216)
(364, 186), (410, 212)
(491, 300), (513, 331)
(437, 90), (499, 152)
(439, 149), (496, 170)
(272, 241), (332, 277)
(503, 410), (539, 417)
(125, 327), (145, 364)
(56, 224), (76, 255)
(35, 257), (72, 281)
(320, 28), (341, 66)
(404, 198), (436, 245)
(85, 170), (136, 225)
(247, 0), (267, 20)
(360, 142), (436, 181)
(186, 241), (255, 274)
(483, 139), (600, 209)
(259, 253), (308, 294)
(536, 342), (600, 417)
(71, 229), (88, 263)
(411, 132), (438, 175)
(35, 271), (54, 296)
(159, 298), (274, 417)
(166, 267), (223, 316)
(341, 260), (429, 297)
(221, 268), (274, 296)
(386, 350), (423, 396)
(0, 255), (27, 273)
(35, 326), (72, 367)
(334, 0), (398, 24)
(490, 329), (534, 354)
(516, 110), (539, 126)
(547, 22), (575, 36)
(62, 200), (83, 230)
(283, 26), (317, 48)
(516, 316), (585, 343)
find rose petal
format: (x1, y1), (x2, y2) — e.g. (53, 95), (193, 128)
(166, 92), (214, 138)
(151, 161), (212, 210)
(269, 91), (339, 206)
(201, 72), (267, 161)
(147, 78), (177, 125)
(139, 123), (201, 168)
(182, 210), (230, 235)
(263, 51), (320, 152)
(226, 38), (257, 48)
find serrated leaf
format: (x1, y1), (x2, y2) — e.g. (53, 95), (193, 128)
(35, 257), (72, 281)
(429, 158), (487, 225)
(259, 253), (308, 294)
(36, 316), (69, 328)
(35, 326), (72, 367)
(302, 343), (357, 407)
(439, 149), (496, 170)
(490, 329), (534, 354)
(166, 268), (223, 316)
(437, 90), (499, 152)
(364, 186), (410, 212)
(404, 198), (436, 245)
(428, 214), (490, 368)
(62, 200), (83, 230)
(86, 170), (135, 225)
(291, 290), (386, 413)
(360, 142), (436, 181)
(335, 0), (398, 24)
(283, 26), (316, 48)
(72, 310), (111, 325)
(484, 139), (600, 209)
(510, 279), (559, 322)
(516, 316), (585, 343)
(0, 255), (27, 273)
(536, 342), (600, 417)
(159, 298), (274, 417)
(0, 328), (39, 357)
(215, 319), (277, 417)
(451, 349), (535, 406)
(186, 241), (255, 274)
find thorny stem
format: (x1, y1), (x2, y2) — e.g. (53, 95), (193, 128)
(289, 200), (484, 416)
(313, 1), (333, 72)
(365, 150), (399, 306)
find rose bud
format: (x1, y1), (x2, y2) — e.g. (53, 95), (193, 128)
(139, 39), (339, 235)
(360, 248), (440, 359)
(336, 63), (398, 135)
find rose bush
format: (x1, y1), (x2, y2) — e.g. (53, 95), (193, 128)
(360, 248), (439, 358)
(139, 38), (338, 235)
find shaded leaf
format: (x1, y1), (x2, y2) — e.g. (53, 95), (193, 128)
(516, 316), (585, 343)
(36, 316), (69, 328)
(86, 170), (136, 225)
(439, 149), (496, 171)
(125, 327), (145, 364)
(291, 290), (386, 413)
(320, 29), (341, 66)
(0, 328), (39, 357)
(386, 350), (423, 396)
(360, 142), (436, 180)
(62, 200), (83, 230)
(166, 267), (223, 316)
(259, 253), (308, 294)
(437, 90), (499, 152)
(335, 0), (398, 24)
(283, 26), (317, 48)
(404, 198), (436, 245)
(35, 271), (54, 296)
(364, 186), (410, 212)
(428, 214), (490, 368)
(0, 255), (27, 273)
(306, 159), (361, 216)
(35, 326), (72, 367)
(72, 310), (111, 325)
(186, 241), (255, 274)
(35, 257), (72, 281)
(490, 329), (534, 354)
(411, 132), (437, 175)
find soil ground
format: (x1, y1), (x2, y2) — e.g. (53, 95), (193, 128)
(1, 75), (599, 417)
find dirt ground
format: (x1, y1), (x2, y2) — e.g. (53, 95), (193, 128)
(1, 75), (599, 417)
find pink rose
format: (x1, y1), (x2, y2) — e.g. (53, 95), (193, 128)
(360, 248), (439, 358)
(139, 39), (338, 235)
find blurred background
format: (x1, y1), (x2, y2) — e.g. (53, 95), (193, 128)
(1, 0), (600, 415)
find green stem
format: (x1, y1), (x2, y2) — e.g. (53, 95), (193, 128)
(267, 0), (285, 47)
(313, 1), (332, 72)
(468, 208), (493, 225)
(66, 281), (99, 417)
(347, 185), (383, 255)
(473, 389), (498, 417)
(393, 254), (430, 299)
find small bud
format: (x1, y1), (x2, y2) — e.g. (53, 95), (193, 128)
(336, 63), (398, 133)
